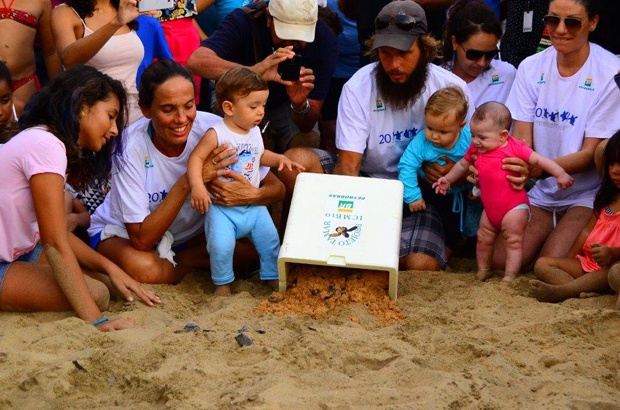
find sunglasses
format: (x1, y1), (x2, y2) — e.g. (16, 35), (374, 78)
(542, 15), (583, 31)
(375, 13), (420, 32)
(459, 44), (499, 61)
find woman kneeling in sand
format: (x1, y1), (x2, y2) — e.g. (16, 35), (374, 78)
(0, 66), (161, 331)
(87, 60), (285, 287)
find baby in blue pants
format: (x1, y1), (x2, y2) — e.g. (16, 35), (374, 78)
(187, 67), (304, 296)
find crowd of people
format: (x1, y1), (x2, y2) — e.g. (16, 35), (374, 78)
(1, 0), (620, 332)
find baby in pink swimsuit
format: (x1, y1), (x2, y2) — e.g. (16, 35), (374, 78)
(434, 102), (573, 282)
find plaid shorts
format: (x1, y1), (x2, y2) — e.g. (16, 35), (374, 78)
(311, 148), (447, 268)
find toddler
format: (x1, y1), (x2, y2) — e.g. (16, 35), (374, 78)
(187, 67), (304, 296)
(398, 86), (471, 213)
(434, 102), (573, 282)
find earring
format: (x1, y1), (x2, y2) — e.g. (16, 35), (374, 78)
(80, 110), (85, 118)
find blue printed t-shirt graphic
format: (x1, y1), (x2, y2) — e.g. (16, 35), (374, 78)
(536, 107), (578, 126)
(379, 127), (419, 145)
(230, 143), (260, 182)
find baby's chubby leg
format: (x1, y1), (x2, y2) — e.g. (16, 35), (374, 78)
(476, 211), (499, 281)
(500, 207), (529, 282)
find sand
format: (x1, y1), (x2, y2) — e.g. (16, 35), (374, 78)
(1, 260), (620, 409)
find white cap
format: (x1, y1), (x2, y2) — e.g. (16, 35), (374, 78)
(268, 0), (318, 43)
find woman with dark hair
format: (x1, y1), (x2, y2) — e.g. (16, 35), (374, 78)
(533, 130), (620, 304)
(0, 66), (160, 331)
(52, 0), (144, 124)
(438, 0), (516, 252)
(495, 0), (620, 273)
(88, 60), (285, 285)
(442, 0), (515, 107)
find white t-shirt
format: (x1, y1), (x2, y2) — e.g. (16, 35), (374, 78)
(0, 128), (66, 261)
(466, 59), (516, 106)
(212, 121), (263, 188)
(506, 43), (620, 207)
(336, 62), (474, 179)
(89, 112), (221, 245)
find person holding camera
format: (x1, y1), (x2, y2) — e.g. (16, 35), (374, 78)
(187, 0), (338, 153)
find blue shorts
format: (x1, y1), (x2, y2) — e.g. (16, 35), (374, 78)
(0, 244), (43, 294)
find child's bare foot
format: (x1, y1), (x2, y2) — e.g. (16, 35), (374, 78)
(214, 284), (232, 297)
(615, 295), (620, 311)
(264, 279), (279, 291)
(502, 272), (518, 283)
(529, 280), (565, 303)
(476, 269), (493, 281)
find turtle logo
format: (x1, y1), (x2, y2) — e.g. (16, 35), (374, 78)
(329, 226), (358, 238)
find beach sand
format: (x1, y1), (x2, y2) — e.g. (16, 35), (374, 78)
(1, 260), (620, 409)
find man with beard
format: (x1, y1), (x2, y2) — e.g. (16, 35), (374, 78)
(279, 1), (474, 271)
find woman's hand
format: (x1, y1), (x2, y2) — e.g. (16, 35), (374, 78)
(95, 317), (138, 332)
(208, 171), (259, 207)
(107, 265), (162, 306)
(502, 157), (530, 190)
(201, 143), (238, 182)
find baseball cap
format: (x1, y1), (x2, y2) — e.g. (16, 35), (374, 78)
(372, 1), (428, 52)
(268, 0), (318, 43)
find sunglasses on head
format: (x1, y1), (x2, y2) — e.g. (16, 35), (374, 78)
(459, 44), (499, 61)
(542, 15), (583, 31)
(375, 13), (420, 32)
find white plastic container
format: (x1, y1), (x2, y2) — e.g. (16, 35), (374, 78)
(278, 173), (403, 300)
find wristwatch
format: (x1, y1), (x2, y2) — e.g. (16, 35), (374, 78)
(291, 99), (310, 115)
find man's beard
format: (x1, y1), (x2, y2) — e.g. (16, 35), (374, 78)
(375, 59), (429, 111)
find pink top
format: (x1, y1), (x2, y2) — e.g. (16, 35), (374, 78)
(464, 136), (533, 229)
(0, 127), (66, 261)
(576, 209), (620, 272)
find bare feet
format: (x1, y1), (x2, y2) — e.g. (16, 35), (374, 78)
(529, 279), (565, 303)
(476, 269), (494, 281)
(502, 272), (518, 283)
(578, 292), (599, 299)
(264, 279), (279, 291)
(615, 295), (620, 311)
(214, 284), (232, 297)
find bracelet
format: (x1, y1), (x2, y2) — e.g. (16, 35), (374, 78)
(291, 99), (310, 115)
(92, 317), (109, 327)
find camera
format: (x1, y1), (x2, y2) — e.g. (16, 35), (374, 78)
(278, 54), (302, 82)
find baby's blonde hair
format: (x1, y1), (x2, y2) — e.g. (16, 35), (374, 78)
(424, 86), (469, 123)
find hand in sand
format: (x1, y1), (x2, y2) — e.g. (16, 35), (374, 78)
(107, 265), (162, 306)
(95, 317), (138, 332)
